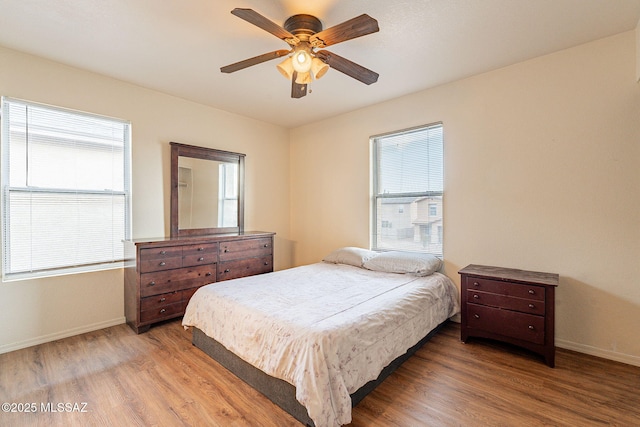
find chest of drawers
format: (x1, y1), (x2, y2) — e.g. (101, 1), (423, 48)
(459, 264), (558, 367)
(124, 231), (274, 333)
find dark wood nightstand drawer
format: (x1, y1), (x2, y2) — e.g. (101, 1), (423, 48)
(467, 277), (545, 301)
(466, 290), (545, 315)
(466, 303), (545, 345)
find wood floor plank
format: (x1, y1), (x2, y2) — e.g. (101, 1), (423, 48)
(1, 320), (638, 426)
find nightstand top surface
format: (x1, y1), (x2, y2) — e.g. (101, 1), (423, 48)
(459, 264), (558, 287)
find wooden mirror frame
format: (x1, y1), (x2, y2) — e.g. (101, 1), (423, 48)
(170, 142), (245, 237)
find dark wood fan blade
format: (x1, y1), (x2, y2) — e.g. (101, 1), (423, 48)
(220, 49), (290, 73)
(291, 72), (308, 98)
(231, 8), (299, 44)
(310, 14), (379, 48)
(316, 50), (379, 85)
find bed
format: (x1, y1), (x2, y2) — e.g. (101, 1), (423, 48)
(183, 248), (459, 427)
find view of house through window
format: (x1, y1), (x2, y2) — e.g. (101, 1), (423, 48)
(371, 123), (444, 256)
(1, 97), (131, 280)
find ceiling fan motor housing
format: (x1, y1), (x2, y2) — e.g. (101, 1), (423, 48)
(284, 14), (323, 39)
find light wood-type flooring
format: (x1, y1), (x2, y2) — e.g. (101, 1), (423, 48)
(1, 320), (639, 426)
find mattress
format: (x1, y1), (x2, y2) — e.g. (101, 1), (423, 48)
(183, 262), (459, 426)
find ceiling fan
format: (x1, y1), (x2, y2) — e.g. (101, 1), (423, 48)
(220, 8), (380, 98)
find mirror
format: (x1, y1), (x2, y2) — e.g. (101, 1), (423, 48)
(170, 142), (245, 237)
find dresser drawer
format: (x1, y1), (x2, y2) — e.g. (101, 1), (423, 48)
(140, 301), (183, 323)
(139, 255), (182, 273)
(182, 286), (203, 310)
(140, 264), (216, 297)
(466, 303), (545, 345)
(219, 237), (272, 261)
(182, 243), (219, 267)
(217, 256), (273, 281)
(139, 246), (183, 273)
(466, 290), (545, 315)
(139, 246), (182, 260)
(140, 291), (182, 311)
(467, 277), (545, 301)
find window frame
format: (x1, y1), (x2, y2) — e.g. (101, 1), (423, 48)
(1, 97), (132, 281)
(371, 122), (444, 256)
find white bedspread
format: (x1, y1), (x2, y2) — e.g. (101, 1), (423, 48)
(182, 262), (459, 427)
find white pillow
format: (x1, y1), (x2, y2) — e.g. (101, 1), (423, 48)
(322, 247), (377, 267)
(363, 251), (442, 276)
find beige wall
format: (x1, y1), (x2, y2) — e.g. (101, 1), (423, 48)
(0, 46), (292, 353)
(290, 31), (640, 366)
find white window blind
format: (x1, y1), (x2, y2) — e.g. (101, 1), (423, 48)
(372, 123), (444, 255)
(218, 163), (238, 228)
(1, 97), (131, 281)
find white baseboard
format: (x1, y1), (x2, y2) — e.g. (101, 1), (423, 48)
(0, 317), (126, 355)
(450, 316), (639, 367)
(556, 339), (640, 368)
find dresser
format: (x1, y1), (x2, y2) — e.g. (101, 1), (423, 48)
(124, 231), (274, 333)
(459, 264), (559, 367)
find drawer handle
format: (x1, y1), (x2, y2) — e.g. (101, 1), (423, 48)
(224, 269), (230, 273)
(197, 247), (204, 251)
(474, 314), (480, 319)
(160, 250), (166, 255)
(264, 262), (269, 266)
(473, 282), (479, 287)
(198, 257), (204, 261)
(473, 294), (479, 299)
(149, 281), (156, 286)
(205, 272), (212, 276)
(159, 261), (166, 266)
(224, 249), (229, 253)
(528, 303), (535, 309)
(160, 297), (166, 302)
(528, 289), (535, 295)
(160, 308), (166, 313)
(528, 325), (535, 330)
(264, 244), (269, 247)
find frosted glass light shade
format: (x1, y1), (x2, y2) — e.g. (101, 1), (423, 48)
(277, 57), (294, 79)
(292, 50), (312, 73)
(311, 58), (329, 80)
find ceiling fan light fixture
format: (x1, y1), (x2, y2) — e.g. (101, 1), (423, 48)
(223, 8), (380, 98)
(276, 57), (294, 79)
(311, 57), (329, 80)
(292, 49), (312, 73)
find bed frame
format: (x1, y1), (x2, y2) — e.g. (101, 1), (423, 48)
(192, 320), (448, 426)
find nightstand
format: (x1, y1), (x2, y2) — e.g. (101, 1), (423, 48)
(459, 264), (559, 367)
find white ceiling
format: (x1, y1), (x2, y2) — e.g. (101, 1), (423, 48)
(1, 0), (639, 128)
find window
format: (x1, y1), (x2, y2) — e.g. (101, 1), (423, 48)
(218, 162), (238, 227)
(1, 97), (131, 281)
(371, 123), (443, 255)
